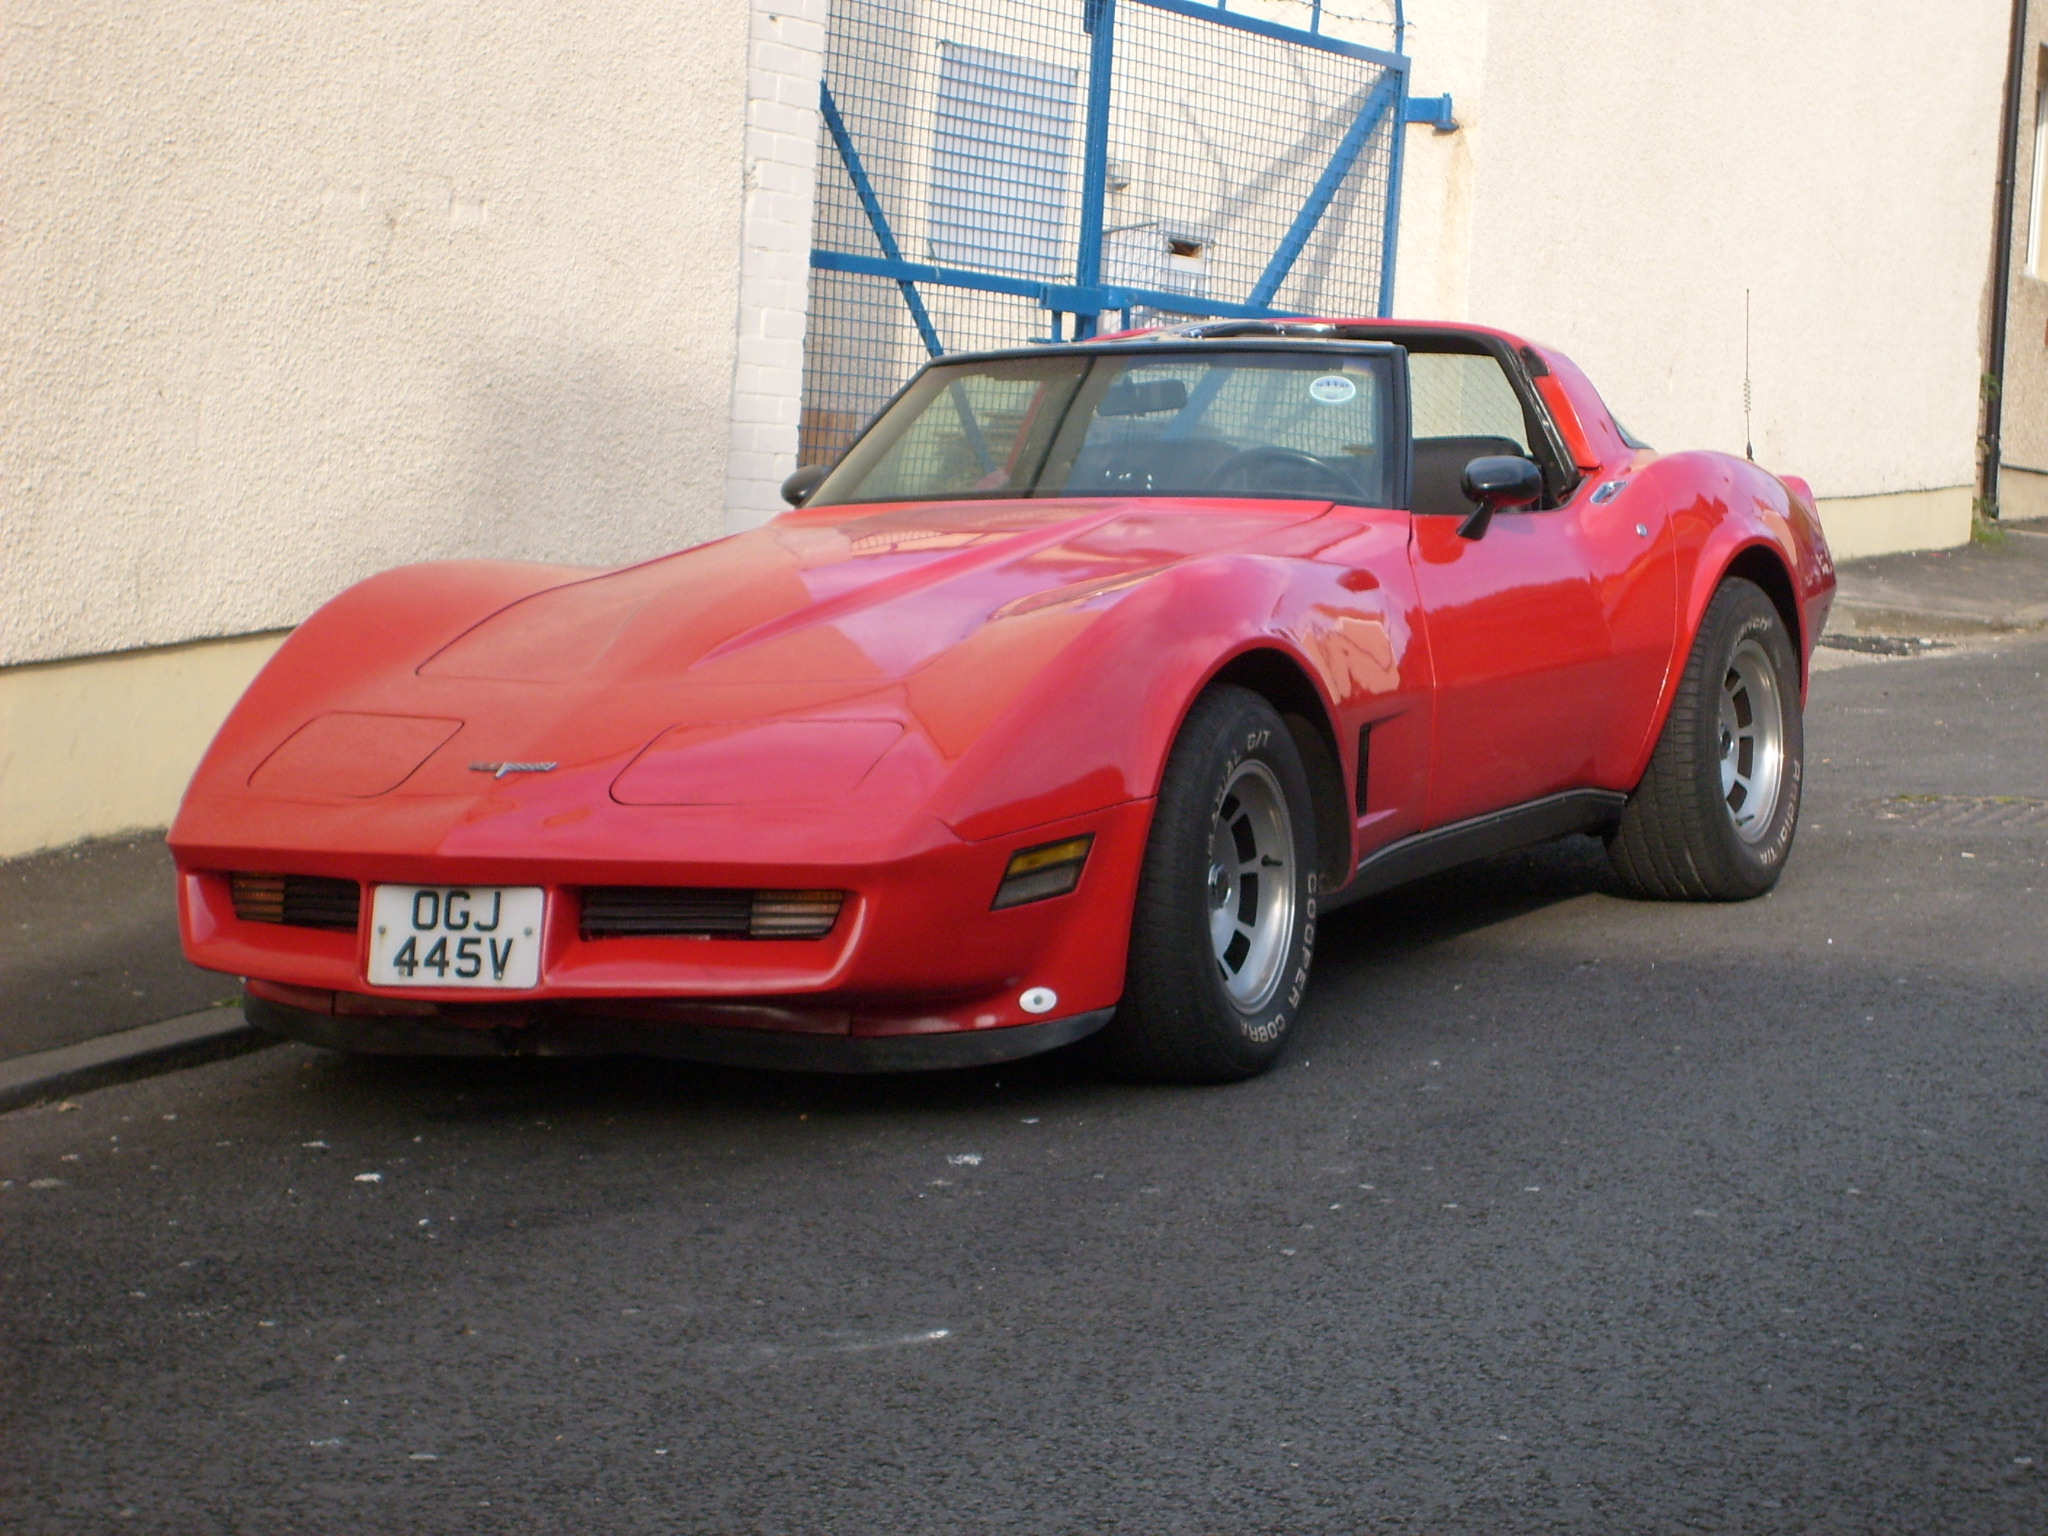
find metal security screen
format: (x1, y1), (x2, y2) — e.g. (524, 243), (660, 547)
(801, 0), (1416, 465)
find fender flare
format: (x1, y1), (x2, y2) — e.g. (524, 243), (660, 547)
(930, 560), (1353, 863)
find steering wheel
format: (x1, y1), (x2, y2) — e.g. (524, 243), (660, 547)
(1203, 445), (1354, 497)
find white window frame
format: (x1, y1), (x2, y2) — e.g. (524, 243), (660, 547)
(2030, 49), (2048, 278)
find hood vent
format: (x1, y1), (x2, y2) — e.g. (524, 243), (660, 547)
(579, 887), (845, 940)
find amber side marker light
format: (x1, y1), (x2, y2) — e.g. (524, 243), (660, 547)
(748, 890), (845, 939)
(992, 835), (1094, 910)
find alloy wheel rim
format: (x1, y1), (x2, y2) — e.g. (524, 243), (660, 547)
(1205, 759), (1296, 1011)
(1718, 637), (1786, 844)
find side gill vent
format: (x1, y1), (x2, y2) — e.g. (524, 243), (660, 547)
(230, 874), (361, 932)
(579, 888), (846, 941)
(1355, 724), (1373, 816)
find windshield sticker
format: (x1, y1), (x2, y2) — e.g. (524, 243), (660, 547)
(1308, 375), (1357, 405)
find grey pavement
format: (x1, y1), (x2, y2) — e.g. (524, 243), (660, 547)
(3, 631), (2045, 1534)
(0, 834), (240, 1061)
(1828, 518), (2048, 637)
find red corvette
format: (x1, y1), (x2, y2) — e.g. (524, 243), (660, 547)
(171, 320), (1834, 1081)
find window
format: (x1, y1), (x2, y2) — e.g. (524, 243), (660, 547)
(821, 360), (1083, 504)
(1407, 351), (1530, 451)
(930, 44), (1079, 280)
(1067, 353), (1387, 499)
(810, 349), (1399, 508)
(1405, 350), (1539, 518)
(2030, 50), (2047, 278)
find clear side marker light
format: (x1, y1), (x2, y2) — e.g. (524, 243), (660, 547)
(1020, 987), (1058, 1015)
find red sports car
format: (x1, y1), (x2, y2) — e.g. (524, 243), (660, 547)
(171, 319), (1834, 1081)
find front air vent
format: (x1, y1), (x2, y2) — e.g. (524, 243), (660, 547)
(579, 887), (845, 940)
(230, 873), (361, 932)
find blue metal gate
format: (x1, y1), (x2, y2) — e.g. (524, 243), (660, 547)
(801, 0), (1433, 463)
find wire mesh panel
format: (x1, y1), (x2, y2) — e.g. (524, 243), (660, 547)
(802, 0), (1406, 467)
(1106, 4), (1399, 326)
(804, 0), (1092, 463)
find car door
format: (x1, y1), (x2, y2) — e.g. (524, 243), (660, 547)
(1404, 350), (1676, 828)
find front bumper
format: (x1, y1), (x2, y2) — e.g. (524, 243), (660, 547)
(176, 798), (1152, 1058)
(245, 991), (1113, 1073)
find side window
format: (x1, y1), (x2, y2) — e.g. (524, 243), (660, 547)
(1408, 352), (1530, 452)
(1406, 351), (1538, 518)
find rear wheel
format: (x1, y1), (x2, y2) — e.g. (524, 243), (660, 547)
(1607, 577), (1803, 899)
(1098, 686), (1318, 1082)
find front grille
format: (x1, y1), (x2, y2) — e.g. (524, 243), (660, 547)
(580, 887), (845, 940)
(230, 873), (361, 932)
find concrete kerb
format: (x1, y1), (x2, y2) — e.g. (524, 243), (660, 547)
(0, 1003), (271, 1115)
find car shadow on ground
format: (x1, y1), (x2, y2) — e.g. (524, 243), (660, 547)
(285, 835), (1629, 1124)
(1316, 830), (1625, 964)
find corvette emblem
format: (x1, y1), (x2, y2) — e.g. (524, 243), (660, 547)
(469, 761), (559, 779)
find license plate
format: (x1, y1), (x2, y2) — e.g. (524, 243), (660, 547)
(366, 885), (545, 989)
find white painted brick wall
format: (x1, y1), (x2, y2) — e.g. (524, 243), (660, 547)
(725, 0), (827, 532)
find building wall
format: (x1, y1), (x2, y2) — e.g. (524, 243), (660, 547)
(2, 0), (828, 855)
(1398, 0), (2010, 559)
(2000, 16), (2048, 521)
(2, 0), (755, 672)
(0, 634), (285, 859)
(3, 0), (2028, 856)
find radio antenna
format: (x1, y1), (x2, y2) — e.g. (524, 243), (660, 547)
(1743, 288), (1754, 462)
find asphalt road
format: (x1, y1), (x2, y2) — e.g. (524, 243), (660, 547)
(4, 635), (2045, 1535)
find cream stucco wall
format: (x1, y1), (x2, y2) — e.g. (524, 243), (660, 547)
(0, 633), (285, 858)
(1397, 1), (2009, 558)
(2, 0), (760, 670)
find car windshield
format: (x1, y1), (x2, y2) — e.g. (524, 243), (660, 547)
(806, 347), (1397, 508)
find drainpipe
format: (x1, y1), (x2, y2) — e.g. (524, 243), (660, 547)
(1980, 0), (2031, 521)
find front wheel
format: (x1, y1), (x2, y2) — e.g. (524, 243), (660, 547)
(1607, 576), (1804, 899)
(1096, 686), (1318, 1083)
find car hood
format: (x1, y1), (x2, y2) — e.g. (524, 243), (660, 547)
(419, 496), (1324, 688)
(216, 497), (1332, 839)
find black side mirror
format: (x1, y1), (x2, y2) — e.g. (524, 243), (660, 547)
(1455, 455), (1544, 540)
(780, 463), (831, 507)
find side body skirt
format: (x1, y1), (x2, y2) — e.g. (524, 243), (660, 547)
(1326, 787), (1628, 912)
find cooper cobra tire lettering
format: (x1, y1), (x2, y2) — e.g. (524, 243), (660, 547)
(1097, 685), (1320, 1083)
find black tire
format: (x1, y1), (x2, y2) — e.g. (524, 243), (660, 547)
(1607, 577), (1804, 900)
(1097, 685), (1319, 1082)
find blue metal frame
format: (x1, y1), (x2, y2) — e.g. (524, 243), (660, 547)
(1128, 0), (1406, 69)
(818, 83), (945, 357)
(810, 247), (1300, 323)
(1377, 74), (1411, 316)
(1073, 0), (1118, 338)
(1403, 93), (1457, 129)
(812, 0), (1440, 353)
(1248, 70), (1402, 307)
